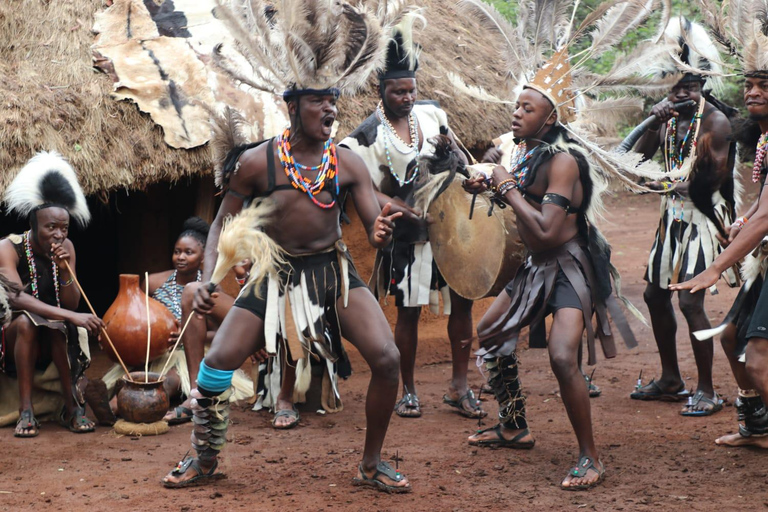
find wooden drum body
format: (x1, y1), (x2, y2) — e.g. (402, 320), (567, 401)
(428, 181), (524, 300)
(103, 274), (176, 367)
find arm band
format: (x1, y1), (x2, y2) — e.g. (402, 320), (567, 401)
(225, 188), (249, 200)
(541, 193), (572, 212)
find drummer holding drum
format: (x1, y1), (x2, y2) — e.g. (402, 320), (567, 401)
(340, 16), (486, 420)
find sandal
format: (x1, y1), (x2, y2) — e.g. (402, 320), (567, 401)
(14, 409), (40, 438)
(165, 406), (194, 426)
(163, 457), (226, 489)
(468, 424), (535, 449)
(394, 393), (421, 418)
(352, 461), (411, 494)
(443, 389), (487, 419)
(58, 405), (95, 434)
(630, 379), (690, 402)
(271, 407), (300, 430)
(84, 378), (117, 426)
(681, 391), (724, 417)
(561, 456), (605, 491)
(583, 372), (601, 398)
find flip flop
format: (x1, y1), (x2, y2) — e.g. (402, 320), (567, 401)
(163, 457), (226, 489)
(681, 391), (724, 417)
(165, 406), (194, 426)
(352, 461), (411, 494)
(59, 405), (95, 434)
(561, 456), (605, 491)
(468, 425), (535, 449)
(630, 379), (690, 402)
(394, 393), (421, 418)
(14, 409), (40, 438)
(443, 389), (487, 419)
(271, 407), (300, 430)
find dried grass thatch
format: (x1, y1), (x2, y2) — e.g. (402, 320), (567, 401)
(337, 0), (514, 148)
(0, 0), (211, 197)
(0, 0), (511, 200)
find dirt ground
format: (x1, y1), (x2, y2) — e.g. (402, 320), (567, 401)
(3, 190), (768, 511)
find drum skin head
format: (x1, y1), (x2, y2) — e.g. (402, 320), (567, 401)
(428, 181), (524, 300)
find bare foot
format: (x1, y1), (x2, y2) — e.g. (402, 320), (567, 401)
(715, 432), (768, 448)
(561, 456), (604, 490)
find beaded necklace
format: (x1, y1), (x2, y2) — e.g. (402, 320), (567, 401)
(753, 132), (768, 183)
(277, 127), (339, 209)
(376, 102), (420, 186)
(509, 142), (538, 188)
(663, 102), (704, 222)
(23, 231), (60, 308)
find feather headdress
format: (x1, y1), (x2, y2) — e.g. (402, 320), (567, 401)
(212, 0), (411, 100)
(453, 0), (679, 192)
(652, 16), (725, 93)
(379, 11), (426, 81)
(697, 0), (768, 77)
(4, 151), (91, 227)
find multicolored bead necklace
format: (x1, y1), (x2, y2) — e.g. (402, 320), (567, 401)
(376, 101), (420, 186)
(23, 231), (60, 308)
(753, 132), (768, 183)
(664, 102), (704, 222)
(277, 127), (339, 209)
(509, 142), (538, 188)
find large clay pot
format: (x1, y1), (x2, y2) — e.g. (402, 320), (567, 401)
(117, 371), (170, 423)
(103, 274), (176, 367)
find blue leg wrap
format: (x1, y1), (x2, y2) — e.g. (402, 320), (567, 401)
(197, 360), (234, 395)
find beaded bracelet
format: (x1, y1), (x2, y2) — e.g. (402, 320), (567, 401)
(60, 276), (74, 287)
(497, 180), (518, 196)
(733, 216), (749, 230)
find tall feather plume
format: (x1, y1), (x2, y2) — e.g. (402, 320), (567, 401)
(696, 0), (739, 57)
(207, 106), (249, 187)
(582, 0), (656, 61)
(653, 0), (672, 43)
(211, 200), (286, 292)
(447, 72), (516, 104)
(530, 0), (575, 52)
(212, 0), (405, 96)
(458, 0), (533, 83)
(572, 96), (644, 137)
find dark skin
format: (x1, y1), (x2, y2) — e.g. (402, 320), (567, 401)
(672, 76), (768, 447)
(633, 80), (733, 412)
(374, 78), (480, 417)
(164, 93), (408, 489)
(463, 88), (599, 488)
(0, 207), (104, 435)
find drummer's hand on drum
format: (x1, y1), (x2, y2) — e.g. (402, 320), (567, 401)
(482, 146), (503, 164)
(373, 203), (403, 247)
(388, 197), (422, 223)
(67, 312), (104, 336)
(193, 282), (217, 316)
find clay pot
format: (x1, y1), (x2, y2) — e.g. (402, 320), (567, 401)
(117, 371), (170, 424)
(102, 274), (176, 367)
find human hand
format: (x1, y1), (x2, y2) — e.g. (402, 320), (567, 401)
(490, 165), (513, 189)
(650, 99), (678, 127)
(482, 147), (503, 164)
(68, 312), (104, 336)
(50, 243), (72, 269)
(249, 349), (269, 365)
(373, 203), (403, 246)
(668, 267), (720, 294)
(193, 283), (217, 316)
(462, 175), (488, 194)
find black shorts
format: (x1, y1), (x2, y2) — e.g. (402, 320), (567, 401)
(746, 275), (768, 341)
(505, 268), (584, 314)
(233, 249), (367, 319)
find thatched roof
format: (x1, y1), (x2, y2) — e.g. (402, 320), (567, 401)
(0, 0), (512, 198)
(0, 0), (211, 196)
(337, 0), (514, 148)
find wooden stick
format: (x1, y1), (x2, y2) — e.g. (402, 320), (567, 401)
(62, 260), (134, 382)
(144, 272), (151, 383)
(159, 311), (193, 378)
(159, 281), (218, 378)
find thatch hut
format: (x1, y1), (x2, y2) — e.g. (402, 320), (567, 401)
(0, 0), (513, 310)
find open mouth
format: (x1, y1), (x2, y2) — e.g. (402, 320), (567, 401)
(322, 116), (335, 128)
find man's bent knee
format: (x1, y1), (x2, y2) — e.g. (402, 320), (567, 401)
(370, 343), (400, 381)
(678, 295), (704, 319)
(549, 350), (577, 379)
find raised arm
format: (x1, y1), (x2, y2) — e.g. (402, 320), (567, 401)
(341, 148), (402, 249)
